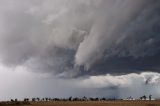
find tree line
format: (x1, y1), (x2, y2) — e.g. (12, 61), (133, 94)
(9, 95), (153, 102)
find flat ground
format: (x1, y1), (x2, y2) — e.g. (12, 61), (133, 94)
(30, 101), (160, 106)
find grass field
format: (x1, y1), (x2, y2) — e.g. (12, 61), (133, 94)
(20, 101), (160, 106)
(1, 100), (160, 106)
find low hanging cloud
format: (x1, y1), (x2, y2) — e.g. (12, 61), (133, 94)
(80, 72), (160, 89)
(77, 72), (160, 98)
(0, 0), (160, 77)
(1, 65), (160, 99)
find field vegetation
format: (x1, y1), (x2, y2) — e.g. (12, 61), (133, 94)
(0, 100), (160, 106)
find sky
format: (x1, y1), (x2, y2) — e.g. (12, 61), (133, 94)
(0, 0), (160, 100)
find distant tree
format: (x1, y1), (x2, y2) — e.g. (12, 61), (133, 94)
(144, 95), (146, 100)
(143, 95), (146, 100)
(73, 97), (79, 101)
(101, 98), (106, 101)
(11, 99), (14, 102)
(37, 97), (40, 101)
(149, 95), (152, 100)
(45, 98), (48, 101)
(24, 98), (27, 102)
(95, 98), (99, 101)
(82, 96), (87, 101)
(42, 98), (45, 101)
(32, 98), (36, 102)
(54, 98), (60, 101)
(69, 96), (72, 101)
(27, 98), (29, 101)
(15, 99), (18, 102)
(89, 97), (94, 101)
(48, 98), (52, 101)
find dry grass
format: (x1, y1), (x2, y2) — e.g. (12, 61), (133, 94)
(1, 100), (160, 106)
(0, 101), (30, 106)
(30, 101), (160, 106)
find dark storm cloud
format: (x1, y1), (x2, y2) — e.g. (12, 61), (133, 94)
(87, 52), (160, 75)
(0, 0), (160, 77)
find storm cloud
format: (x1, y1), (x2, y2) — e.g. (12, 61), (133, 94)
(0, 0), (160, 78)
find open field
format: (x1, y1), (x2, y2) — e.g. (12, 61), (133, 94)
(30, 101), (160, 106)
(1, 101), (160, 106)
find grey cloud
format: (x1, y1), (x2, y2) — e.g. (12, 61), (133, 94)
(1, 68), (160, 99)
(75, 0), (159, 68)
(0, 0), (160, 77)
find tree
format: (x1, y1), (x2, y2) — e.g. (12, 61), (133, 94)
(37, 97), (40, 101)
(24, 98), (29, 102)
(32, 98), (36, 102)
(82, 96), (87, 101)
(101, 98), (106, 101)
(15, 99), (18, 102)
(11, 99), (14, 102)
(69, 96), (72, 101)
(143, 95), (146, 100)
(149, 95), (152, 100)
(42, 98), (45, 101)
(45, 98), (48, 101)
